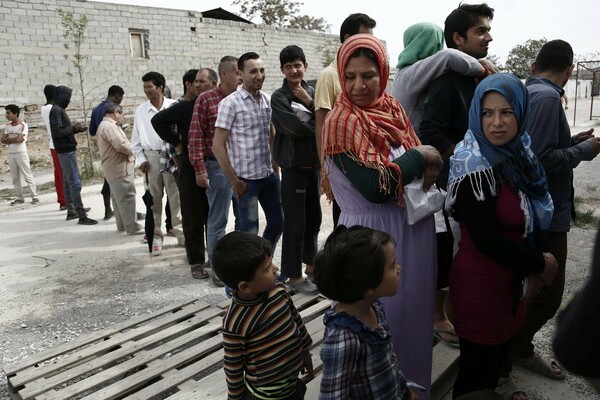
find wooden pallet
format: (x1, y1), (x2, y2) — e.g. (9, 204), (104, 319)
(4, 294), (458, 400)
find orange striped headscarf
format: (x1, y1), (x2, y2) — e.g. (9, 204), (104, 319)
(322, 34), (420, 200)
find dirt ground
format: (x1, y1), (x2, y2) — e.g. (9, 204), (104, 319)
(1, 104), (600, 399)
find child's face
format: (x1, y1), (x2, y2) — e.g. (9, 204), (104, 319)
(248, 255), (279, 295)
(5, 110), (17, 122)
(280, 59), (307, 86)
(373, 242), (401, 298)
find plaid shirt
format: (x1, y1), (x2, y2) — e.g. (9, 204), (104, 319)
(188, 86), (225, 175)
(214, 86), (272, 180)
(319, 301), (410, 400)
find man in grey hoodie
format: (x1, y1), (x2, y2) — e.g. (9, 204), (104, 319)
(49, 85), (97, 225)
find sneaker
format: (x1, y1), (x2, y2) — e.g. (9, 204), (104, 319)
(59, 205), (67, 211)
(66, 212), (78, 220)
(10, 199), (24, 206)
(32, 198), (39, 204)
(287, 279), (319, 295)
(136, 212), (146, 221)
(78, 216), (98, 225)
(152, 242), (162, 256)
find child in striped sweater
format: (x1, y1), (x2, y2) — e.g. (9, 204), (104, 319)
(213, 231), (314, 400)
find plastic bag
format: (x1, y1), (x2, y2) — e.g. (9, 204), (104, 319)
(403, 179), (445, 225)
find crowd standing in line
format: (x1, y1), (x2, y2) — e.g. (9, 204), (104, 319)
(3, 3), (600, 399)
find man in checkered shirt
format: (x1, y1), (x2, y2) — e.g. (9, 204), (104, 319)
(212, 52), (283, 251)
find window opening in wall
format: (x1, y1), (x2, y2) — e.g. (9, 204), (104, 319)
(129, 29), (148, 59)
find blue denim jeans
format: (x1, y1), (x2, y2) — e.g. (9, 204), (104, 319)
(237, 172), (283, 251)
(206, 159), (232, 261)
(57, 150), (86, 217)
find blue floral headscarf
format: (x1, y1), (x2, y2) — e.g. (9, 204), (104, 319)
(446, 73), (553, 246)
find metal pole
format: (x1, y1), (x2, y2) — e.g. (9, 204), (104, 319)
(573, 62), (579, 127)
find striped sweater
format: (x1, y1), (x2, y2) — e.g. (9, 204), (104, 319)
(222, 284), (312, 400)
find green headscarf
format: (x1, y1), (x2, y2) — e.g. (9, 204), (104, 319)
(396, 22), (444, 69)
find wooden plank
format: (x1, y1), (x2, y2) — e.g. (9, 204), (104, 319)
(3, 299), (198, 376)
(10, 301), (211, 388)
(19, 309), (223, 400)
(35, 317), (222, 400)
(431, 342), (460, 400)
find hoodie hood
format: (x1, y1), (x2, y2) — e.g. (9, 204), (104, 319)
(54, 86), (72, 109)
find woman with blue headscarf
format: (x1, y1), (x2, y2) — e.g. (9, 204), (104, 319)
(445, 73), (559, 398)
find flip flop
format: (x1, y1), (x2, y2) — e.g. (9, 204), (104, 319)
(514, 354), (566, 380)
(496, 377), (528, 400)
(191, 265), (209, 280)
(433, 329), (460, 349)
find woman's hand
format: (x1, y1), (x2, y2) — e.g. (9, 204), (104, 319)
(539, 252), (558, 286)
(421, 164), (440, 191)
(413, 145), (443, 168)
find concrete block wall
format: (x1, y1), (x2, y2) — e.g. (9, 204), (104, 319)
(0, 0), (338, 125)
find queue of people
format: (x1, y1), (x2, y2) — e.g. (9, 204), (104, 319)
(3, 3), (600, 400)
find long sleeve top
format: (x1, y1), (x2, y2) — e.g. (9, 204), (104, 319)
(271, 79), (318, 168)
(222, 284), (312, 400)
(392, 48), (483, 135)
(526, 76), (595, 232)
(96, 117), (133, 183)
(188, 86), (225, 175)
(151, 99), (194, 150)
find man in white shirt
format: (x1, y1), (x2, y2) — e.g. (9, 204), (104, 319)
(131, 71), (181, 256)
(40, 84), (66, 210)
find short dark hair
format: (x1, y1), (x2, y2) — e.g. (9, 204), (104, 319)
(444, 3), (494, 49)
(219, 56), (239, 74)
(182, 69), (199, 93)
(141, 71), (166, 90)
(314, 225), (395, 303)
(238, 52), (260, 71)
(5, 104), (20, 117)
(107, 85), (124, 97)
(163, 85), (172, 99)
(104, 102), (123, 115)
(339, 13), (376, 44)
(43, 84), (56, 102)
(279, 45), (306, 66)
(212, 231), (273, 288)
(534, 40), (574, 74)
(349, 48), (378, 65)
(202, 68), (219, 83)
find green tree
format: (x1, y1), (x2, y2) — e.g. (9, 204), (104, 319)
(232, 0), (328, 32)
(505, 38), (547, 79)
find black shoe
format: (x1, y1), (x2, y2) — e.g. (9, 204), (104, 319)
(103, 208), (114, 221)
(10, 199), (24, 206)
(66, 213), (78, 220)
(78, 216), (98, 225)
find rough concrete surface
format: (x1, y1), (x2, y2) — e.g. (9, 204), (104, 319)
(1, 102), (599, 399)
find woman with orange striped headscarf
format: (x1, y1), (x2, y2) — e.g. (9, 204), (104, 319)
(318, 34), (443, 399)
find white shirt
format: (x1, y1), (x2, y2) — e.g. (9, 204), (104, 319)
(4, 121), (28, 154)
(131, 97), (176, 166)
(41, 104), (54, 149)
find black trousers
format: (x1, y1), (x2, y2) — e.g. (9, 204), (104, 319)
(453, 337), (512, 399)
(280, 167), (322, 279)
(176, 153), (208, 265)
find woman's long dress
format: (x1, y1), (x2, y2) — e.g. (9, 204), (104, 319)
(326, 148), (437, 399)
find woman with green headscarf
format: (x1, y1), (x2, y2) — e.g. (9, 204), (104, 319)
(391, 22), (488, 134)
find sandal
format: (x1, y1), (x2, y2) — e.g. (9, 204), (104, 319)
(433, 329), (460, 349)
(496, 377), (528, 400)
(514, 354), (566, 380)
(191, 264), (209, 280)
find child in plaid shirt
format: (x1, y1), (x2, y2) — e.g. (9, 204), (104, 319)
(315, 225), (422, 400)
